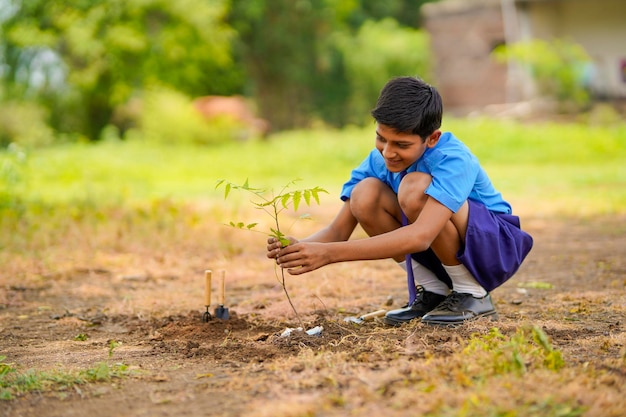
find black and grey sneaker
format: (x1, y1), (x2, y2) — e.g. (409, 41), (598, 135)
(421, 291), (498, 326)
(384, 286), (448, 326)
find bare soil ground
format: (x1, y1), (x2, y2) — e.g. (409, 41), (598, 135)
(1, 211), (625, 417)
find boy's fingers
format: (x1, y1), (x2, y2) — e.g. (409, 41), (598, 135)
(266, 238), (283, 253)
(287, 264), (312, 275)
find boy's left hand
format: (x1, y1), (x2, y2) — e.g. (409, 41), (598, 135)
(266, 236), (297, 260)
(275, 242), (329, 275)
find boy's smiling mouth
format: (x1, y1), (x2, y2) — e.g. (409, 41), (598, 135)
(384, 158), (407, 172)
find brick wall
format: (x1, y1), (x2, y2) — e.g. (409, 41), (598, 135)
(422, 0), (508, 114)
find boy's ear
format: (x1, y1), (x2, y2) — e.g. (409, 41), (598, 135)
(426, 130), (441, 147)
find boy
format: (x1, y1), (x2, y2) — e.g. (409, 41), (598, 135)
(266, 76), (533, 326)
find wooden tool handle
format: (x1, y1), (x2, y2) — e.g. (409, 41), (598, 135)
(204, 270), (212, 307)
(360, 309), (387, 320)
(218, 270), (226, 305)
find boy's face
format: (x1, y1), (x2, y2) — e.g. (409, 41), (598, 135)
(375, 123), (440, 172)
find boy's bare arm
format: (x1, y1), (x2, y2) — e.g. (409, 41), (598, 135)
(301, 200), (358, 243)
(266, 200), (358, 259)
(276, 196), (453, 274)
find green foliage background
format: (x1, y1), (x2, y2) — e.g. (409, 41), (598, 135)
(0, 0), (236, 141)
(1, 1), (623, 232)
(1, 118), (625, 217)
(1, 0), (436, 143)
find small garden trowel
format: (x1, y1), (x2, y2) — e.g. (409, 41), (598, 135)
(214, 270), (230, 320)
(343, 309), (387, 324)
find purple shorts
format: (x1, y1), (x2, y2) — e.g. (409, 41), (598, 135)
(456, 200), (533, 291)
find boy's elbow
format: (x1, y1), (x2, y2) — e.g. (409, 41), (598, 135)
(414, 241), (431, 254)
(412, 232), (435, 253)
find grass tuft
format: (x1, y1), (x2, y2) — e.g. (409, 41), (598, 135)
(0, 357), (134, 401)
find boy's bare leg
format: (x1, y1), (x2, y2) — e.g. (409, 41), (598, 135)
(399, 173), (484, 292)
(350, 176), (452, 290)
(349, 178), (404, 262)
(398, 172), (468, 265)
(348, 176), (452, 326)
(398, 172), (496, 325)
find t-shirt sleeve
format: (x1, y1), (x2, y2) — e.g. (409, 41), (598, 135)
(424, 152), (479, 213)
(340, 150), (385, 201)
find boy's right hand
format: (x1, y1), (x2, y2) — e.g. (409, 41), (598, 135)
(266, 237), (298, 261)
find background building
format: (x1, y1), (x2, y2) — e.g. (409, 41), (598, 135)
(422, 0), (626, 114)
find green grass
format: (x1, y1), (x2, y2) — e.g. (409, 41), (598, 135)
(443, 117), (626, 215)
(2, 118), (625, 215)
(0, 356), (133, 400)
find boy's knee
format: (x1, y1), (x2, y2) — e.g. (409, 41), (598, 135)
(398, 172), (431, 215)
(351, 178), (384, 211)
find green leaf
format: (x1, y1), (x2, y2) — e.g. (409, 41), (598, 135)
(224, 183), (231, 199)
(270, 228), (290, 247)
(311, 189), (320, 204)
(243, 178), (250, 189)
(270, 227), (283, 237)
(215, 179), (224, 189)
(310, 187), (328, 204)
(228, 221), (246, 229)
(281, 193), (291, 209)
(246, 223), (258, 230)
(303, 189), (311, 206)
(292, 191), (301, 211)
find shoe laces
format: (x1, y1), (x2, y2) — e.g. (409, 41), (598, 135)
(400, 286), (425, 309)
(436, 291), (468, 309)
(410, 286), (428, 306)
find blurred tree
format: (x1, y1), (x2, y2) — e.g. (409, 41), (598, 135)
(1, 0), (439, 140)
(0, 0), (239, 140)
(336, 18), (431, 126)
(228, 0), (436, 130)
(344, 0), (438, 29)
(228, 0), (340, 130)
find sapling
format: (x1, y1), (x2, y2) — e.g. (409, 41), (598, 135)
(216, 178), (328, 327)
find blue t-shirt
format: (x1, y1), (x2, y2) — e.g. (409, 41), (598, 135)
(340, 132), (512, 214)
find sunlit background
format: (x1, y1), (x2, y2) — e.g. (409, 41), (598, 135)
(1, 0), (625, 216)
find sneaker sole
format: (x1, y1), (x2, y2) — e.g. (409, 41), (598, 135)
(422, 311), (499, 327)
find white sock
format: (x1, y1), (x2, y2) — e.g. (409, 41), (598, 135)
(442, 264), (487, 297)
(398, 260), (450, 296)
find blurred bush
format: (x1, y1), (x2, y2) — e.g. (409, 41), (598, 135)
(335, 18), (432, 125)
(0, 143), (27, 210)
(138, 87), (245, 145)
(493, 38), (592, 111)
(0, 101), (55, 148)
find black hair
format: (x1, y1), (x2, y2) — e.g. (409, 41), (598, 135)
(371, 76), (443, 140)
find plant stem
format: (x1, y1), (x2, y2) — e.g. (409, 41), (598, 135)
(277, 266), (304, 329)
(273, 202), (304, 328)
